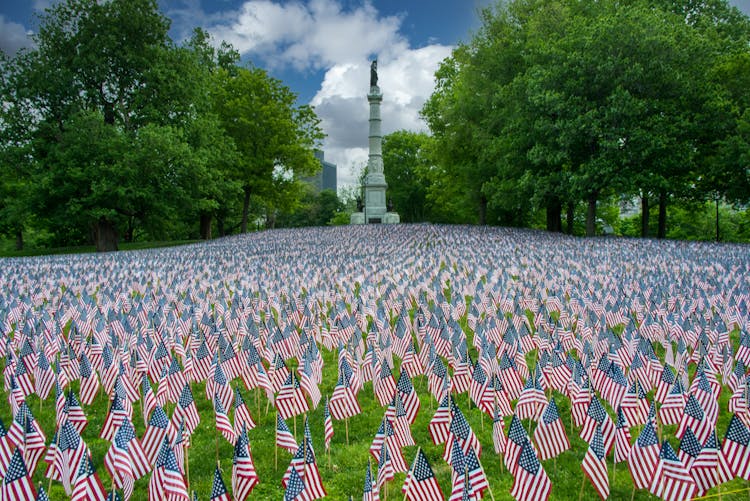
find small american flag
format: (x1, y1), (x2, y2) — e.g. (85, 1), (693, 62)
(402, 449), (444, 501)
(510, 439), (550, 501)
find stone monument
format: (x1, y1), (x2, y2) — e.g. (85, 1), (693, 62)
(351, 59), (400, 225)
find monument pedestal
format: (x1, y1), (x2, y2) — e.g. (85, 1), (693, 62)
(350, 212), (365, 224)
(383, 213), (400, 224)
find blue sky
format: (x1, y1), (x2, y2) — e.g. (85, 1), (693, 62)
(2, 0), (749, 189)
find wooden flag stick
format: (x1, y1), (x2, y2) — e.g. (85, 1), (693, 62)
(478, 456), (496, 501)
(275, 414), (278, 471)
(185, 440), (191, 494)
(578, 468), (587, 501)
(345, 416), (349, 446)
(48, 421), (62, 494)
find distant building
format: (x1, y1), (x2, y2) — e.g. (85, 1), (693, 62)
(303, 150), (337, 193)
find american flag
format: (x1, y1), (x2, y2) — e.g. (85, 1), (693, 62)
(172, 382), (200, 435)
(323, 397), (334, 451)
(299, 356), (322, 409)
(374, 358), (397, 407)
(649, 441), (696, 501)
(514, 368), (547, 420)
(533, 397), (570, 460)
(504, 414), (530, 474)
(428, 394), (452, 445)
(396, 370), (420, 424)
(103, 419), (150, 500)
(0, 417), (12, 473)
(210, 465), (231, 501)
(282, 438), (326, 500)
(690, 430), (733, 495)
(581, 424), (608, 500)
(444, 402), (481, 462)
(510, 439), (551, 501)
(628, 420), (660, 489)
(448, 440), (466, 501)
(78, 351), (99, 405)
(390, 394), (415, 447)
(676, 394), (711, 445)
(276, 414), (298, 454)
(677, 427), (702, 469)
(492, 404), (506, 455)
(363, 458), (379, 501)
(71, 454), (107, 501)
(614, 406), (632, 464)
(149, 436), (189, 501)
(141, 406), (175, 466)
(276, 373), (310, 420)
(463, 448), (488, 500)
(402, 449), (444, 501)
(233, 387), (256, 436)
(329, 373), (361, 420)
(141, 375), (157, 426)
(284, 466), (306, 501)
(214, 394), (236, 444)
(232, 427), (259, 501)
(376, 440), (394, 493)
(65, 390), (89, 434)
(1, 448), (36, 501)
(722, 413), (750, 479)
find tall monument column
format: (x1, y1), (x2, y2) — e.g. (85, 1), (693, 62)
(351, 59), (399, 225)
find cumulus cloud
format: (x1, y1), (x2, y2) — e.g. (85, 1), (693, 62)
(0, 15), (33, 55)
(210, 0), (404, 71)
(207, 0), (452, 190)
(311, 44), (452, 188)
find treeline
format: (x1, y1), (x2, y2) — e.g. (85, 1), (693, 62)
(382, 0), (750, 241)
(0, 0), (324, 252)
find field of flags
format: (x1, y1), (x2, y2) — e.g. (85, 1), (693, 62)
(0, 223), (749, 500)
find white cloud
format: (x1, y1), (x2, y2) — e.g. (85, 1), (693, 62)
(211, 0), (404, 71)
(312, 44), (452, 189)
(207, 0), (453, 190)
(0, 15), (33, 55)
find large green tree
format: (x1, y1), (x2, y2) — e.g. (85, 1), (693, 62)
(1, 0), (212, 250)
(423, 0), (749, 236)
(212, 66), (324, 233)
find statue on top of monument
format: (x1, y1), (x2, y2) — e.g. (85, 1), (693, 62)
(370, 59), (378, 87)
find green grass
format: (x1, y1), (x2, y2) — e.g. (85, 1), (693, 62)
(0, 240), (200, 258)
(3, 307), (750, 499)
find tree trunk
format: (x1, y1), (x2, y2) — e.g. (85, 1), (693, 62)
(15, 228), (23, 251)
(217, 214), (226, 237)
(657, 190), (667, 239)
(123, 217), (134, 243)
(478, 195), (488, 225)
(199, 213), (212, 240)
(241, 186), (251, 233)
(641, 195), (650, 238)
(566, 202), (574, 234)
(94, 217), (118, 252)
(546, 199), (562, 232)
(586, 194), (597, 237)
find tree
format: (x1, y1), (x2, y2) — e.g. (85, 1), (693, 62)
(1, 0), (215, 250)
(382, 130), (433, 222)
(213, 66), (324, 233)
(423, 0), (745, 236)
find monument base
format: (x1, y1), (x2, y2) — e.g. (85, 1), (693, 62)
(383, 212), (400, 224)
(349, 212), (399, 224)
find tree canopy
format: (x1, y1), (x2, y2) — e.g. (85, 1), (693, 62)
(0, 0), (323, 251)
(421, 0), (750, 236)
